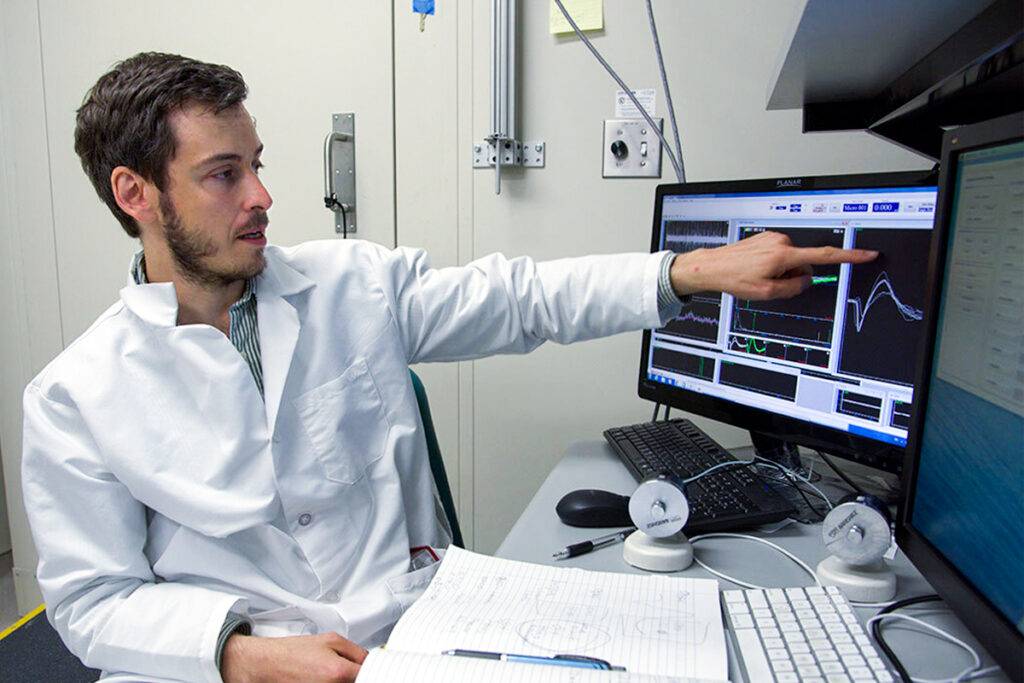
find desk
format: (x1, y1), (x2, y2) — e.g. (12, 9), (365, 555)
(496, 440), (1010, 682)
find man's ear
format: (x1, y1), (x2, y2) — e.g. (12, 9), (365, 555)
(111, 166), (159, 225)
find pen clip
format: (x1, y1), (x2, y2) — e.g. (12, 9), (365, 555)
(553, 654), (613, 670)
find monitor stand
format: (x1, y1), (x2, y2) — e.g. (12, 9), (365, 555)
(749, 431), (803, 473)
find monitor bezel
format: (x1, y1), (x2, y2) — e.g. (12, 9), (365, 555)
(896, 111), (1024, 681)
(638, 169), (939, 474)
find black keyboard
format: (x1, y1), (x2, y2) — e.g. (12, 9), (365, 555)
(604, 418), (796, 534)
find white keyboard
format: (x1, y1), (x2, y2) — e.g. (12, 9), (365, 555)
(722, 586), (893, 683)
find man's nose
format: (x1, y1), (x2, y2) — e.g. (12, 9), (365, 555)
(245, 172), (273, 212)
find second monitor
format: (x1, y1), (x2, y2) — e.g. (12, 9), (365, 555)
(640, 170), (939, 475)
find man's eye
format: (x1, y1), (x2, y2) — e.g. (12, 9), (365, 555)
(213, 169), (235, 180)
(252, 161), (264, 174)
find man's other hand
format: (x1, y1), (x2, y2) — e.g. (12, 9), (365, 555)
(669, 230), (878, 301)
(221, 632), (368, 683)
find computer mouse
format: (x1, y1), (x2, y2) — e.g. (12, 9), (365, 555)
(555, 489), (632, 528)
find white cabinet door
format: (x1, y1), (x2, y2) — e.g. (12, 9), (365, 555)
(39, 0), (398, 340)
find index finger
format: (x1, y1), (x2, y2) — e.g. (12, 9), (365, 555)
(788, 246), (878, 268)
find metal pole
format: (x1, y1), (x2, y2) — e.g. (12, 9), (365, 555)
(489, 0), (517, 194)
(506, 0), (516, 142)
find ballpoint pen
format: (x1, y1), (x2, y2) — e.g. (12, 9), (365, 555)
(443, 649), (623, 670)
(552, 527), (635, 560)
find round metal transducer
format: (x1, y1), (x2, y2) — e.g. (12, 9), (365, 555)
(629, 475), (689, 538)
(821, 496), (891, 565)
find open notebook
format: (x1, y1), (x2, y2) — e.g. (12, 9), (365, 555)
(357, 547), (728, 682)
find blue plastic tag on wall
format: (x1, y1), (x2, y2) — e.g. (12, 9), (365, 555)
(413, 0), (434, 15)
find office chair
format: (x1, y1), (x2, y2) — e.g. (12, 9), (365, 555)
(409, 369), (465, 548)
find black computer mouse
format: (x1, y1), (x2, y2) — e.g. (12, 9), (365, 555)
(555, 489), (632, 528)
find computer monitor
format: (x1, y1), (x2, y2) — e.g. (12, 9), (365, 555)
(638, 170), (939, 474)
(897, 111), (1023, 680)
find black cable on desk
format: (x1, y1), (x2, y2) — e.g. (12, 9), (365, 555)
(816, 448), (861, 492)
(871, 594), (942, 683)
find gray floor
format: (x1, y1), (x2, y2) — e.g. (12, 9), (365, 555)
(0, 551), (18, 632)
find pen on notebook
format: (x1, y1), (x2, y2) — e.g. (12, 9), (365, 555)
(442, 649), (619, 670)
(552, 527), (635, 560)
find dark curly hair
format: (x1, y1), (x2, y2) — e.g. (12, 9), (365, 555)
(74, 52), (248, 237)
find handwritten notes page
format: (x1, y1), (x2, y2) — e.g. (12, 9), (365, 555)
(382, 547), (727, 681)
(358, 649), (724, 683)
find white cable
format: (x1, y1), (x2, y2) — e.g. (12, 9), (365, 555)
(866, 613), (993, 683)
(682, 456), (833, 518)
(689, 532), (821, 589)
(686, 536), (1001, 681)
(551, 0), (685, 181)
(850, 599), (900, 608)
(757, 455), (819, 490)
(957, 667), (1000, 682)
(797, 477), (834, 511)
(754, 456), (834, 511)
(682, 460), (749, 485)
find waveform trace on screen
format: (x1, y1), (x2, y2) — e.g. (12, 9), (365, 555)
(846, 271), (923, 333)
(676, 309), (720, 327)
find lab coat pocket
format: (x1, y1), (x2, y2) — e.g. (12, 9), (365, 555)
(294, 359), (391, 484)
(385, 551), (444, 614)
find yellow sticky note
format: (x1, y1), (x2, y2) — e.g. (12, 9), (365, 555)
(550, 0), (603, 34)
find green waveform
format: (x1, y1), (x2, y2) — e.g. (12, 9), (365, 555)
(812, 275), (839, 285)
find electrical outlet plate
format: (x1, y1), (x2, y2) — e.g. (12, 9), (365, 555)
(603, 118), (663, 178)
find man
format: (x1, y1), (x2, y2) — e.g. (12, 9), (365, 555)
(21, 53), (876, 682)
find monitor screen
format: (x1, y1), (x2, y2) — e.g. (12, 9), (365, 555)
(898, 111), (1023, 680)
(639, 171), (939, 473)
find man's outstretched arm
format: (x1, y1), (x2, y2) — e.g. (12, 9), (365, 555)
(669, 230), (878, 301)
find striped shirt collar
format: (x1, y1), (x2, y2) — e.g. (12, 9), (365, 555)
(129, 250), (264, 398)
(129, 250), (257, 305)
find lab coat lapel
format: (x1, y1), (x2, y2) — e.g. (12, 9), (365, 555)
(257, 252), (315, 433)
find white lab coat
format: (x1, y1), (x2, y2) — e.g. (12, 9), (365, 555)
(22, 239), (670, 682)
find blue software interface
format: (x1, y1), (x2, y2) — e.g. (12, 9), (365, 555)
(913, 140), (1024, 632)
(647, 185), (937, 446)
